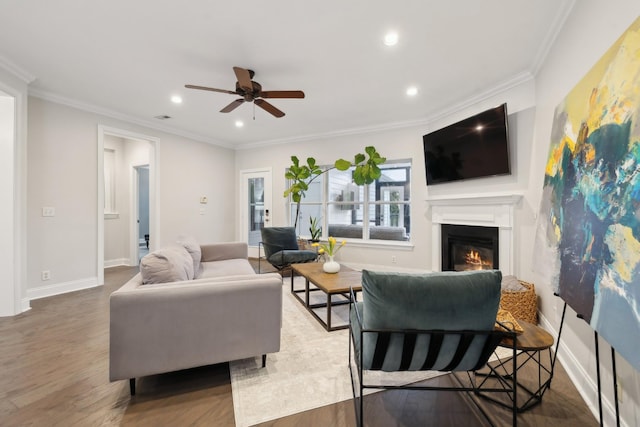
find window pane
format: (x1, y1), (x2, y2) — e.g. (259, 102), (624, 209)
(369, 203), (410, 241)
(291, 204), (323, 237)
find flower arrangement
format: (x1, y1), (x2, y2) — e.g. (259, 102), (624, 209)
(312, 236), (346, 257)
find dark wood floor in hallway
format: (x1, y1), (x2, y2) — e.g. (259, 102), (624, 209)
(0, 264), (597, 426)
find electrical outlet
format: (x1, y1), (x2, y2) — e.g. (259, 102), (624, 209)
(41, 270), (51, 281)
(42, 207), (56, 217)
(391, 256), (397, 264)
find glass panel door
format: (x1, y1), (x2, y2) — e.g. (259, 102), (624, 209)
(240, 169), (272, 258)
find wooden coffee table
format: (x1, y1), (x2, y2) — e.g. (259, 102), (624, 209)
(290, 262), (362, 331)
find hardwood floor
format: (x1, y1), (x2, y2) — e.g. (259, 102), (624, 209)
(0, 264), (597, 426)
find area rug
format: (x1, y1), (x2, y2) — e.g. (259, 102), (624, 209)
(230, 277), (451, 427)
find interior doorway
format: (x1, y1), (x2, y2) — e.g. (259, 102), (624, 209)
(134, 165), (150, 263)
(97, 125), (158, 285)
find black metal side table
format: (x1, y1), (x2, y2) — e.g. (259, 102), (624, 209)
(476, 320), (556, 412)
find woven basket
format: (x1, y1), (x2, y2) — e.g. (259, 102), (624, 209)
(500, 280), (538, 325)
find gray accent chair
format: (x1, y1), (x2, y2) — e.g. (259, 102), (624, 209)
(349, 269), (518, 426)
(259, 226), (317, 273)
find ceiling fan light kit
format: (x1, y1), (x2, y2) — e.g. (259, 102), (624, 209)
(185, 66), (305, 118)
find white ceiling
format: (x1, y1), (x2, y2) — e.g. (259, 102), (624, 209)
(0, 0), (574, 149)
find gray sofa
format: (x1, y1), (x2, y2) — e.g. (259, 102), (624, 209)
(109, 241), (282, 395)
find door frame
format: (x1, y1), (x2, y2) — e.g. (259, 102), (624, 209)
(97, 125), (159, 285)
(239, 168), (272, 258)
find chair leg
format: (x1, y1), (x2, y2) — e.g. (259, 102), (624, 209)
(262, 354), (267, 368)
(129, 378), (136, 396)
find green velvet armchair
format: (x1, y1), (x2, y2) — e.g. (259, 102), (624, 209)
(258, 226), (317, 274)
(349, 269), (519, 426)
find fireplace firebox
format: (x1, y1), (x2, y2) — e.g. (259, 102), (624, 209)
(441, 224), (499, 271)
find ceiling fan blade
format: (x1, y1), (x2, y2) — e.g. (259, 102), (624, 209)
(233, 66), (253, 92)
(220, 99), (245, 113)
(185, 84), (236, 95)
(260, 90), (305, 99)
(254, 99), (285, 118)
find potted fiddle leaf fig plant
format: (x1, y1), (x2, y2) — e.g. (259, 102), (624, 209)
(284, 146), (386, 230)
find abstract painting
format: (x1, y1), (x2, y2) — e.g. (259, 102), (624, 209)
(534, 16), (640, 371)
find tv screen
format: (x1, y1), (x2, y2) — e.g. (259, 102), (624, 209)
(423, 103), (510, 185)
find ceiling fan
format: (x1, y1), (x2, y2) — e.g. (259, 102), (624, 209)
(185, 66), (305, 118)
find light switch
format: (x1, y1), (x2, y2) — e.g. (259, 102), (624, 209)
(42, 207), (55, 217)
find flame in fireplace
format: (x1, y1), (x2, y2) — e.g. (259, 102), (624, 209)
(466, 250), (482, 265)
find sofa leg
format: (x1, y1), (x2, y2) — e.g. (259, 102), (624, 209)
(262, 354), (267, 368)
(129, 378), (136, 396)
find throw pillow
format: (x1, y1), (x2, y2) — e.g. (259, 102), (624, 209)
(140, 245), (195, 284)
(176, 235), (202, 278)
(501, 275), (525, 292)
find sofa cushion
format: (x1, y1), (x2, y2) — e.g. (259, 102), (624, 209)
(177, 235), (202, 278)
(199, 258), (256, 278)
(140, 245), (195, 284)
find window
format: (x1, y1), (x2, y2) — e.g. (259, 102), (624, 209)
(289, 160), (411, 242)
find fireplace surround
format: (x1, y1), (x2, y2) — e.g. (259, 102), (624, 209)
(428, 193), (522, 276)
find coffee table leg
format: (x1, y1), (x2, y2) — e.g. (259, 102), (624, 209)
(305, 278), (310, 307)
(326, 293), (332, 331)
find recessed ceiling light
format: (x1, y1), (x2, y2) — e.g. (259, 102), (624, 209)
(171, 95), (182, 104)
(406, 86), (418, 97)
(384, 31), (399, 46)
(235, 120), (244, 128)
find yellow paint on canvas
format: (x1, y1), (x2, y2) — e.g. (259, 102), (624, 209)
(562, 17), (640, 141)
(545, 135), (575, 176)
(605, 224), (640, 283)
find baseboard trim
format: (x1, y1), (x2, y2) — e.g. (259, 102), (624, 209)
(28, 277), (100, 301)
(104, 258), (130, 268)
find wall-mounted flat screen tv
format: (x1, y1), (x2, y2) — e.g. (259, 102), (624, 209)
(423, 103), (510, 185)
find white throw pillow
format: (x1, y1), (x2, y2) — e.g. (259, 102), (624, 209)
(176, 235), (202, 278)
(501, 275), (526, 292)
(140, 245), (195, 284)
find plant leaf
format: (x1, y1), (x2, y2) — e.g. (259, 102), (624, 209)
(335, 159), (352, 170)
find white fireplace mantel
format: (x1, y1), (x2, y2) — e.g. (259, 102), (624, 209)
(427, 192), (523, 275)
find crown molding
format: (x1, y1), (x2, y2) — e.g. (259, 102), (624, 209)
(236, 70), (535, 150)
(28, 68), (535, 152)
(27, 88), (235, 149)
(0, 55), (36, 84)
(530, 0), (577, 76)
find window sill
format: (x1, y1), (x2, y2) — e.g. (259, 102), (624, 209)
(336, 238), (414, 251)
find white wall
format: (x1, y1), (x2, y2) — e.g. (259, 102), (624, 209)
(525, 2), (640, 425)
(0, 64), (28, 316)
(27, 96), (236, 299)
